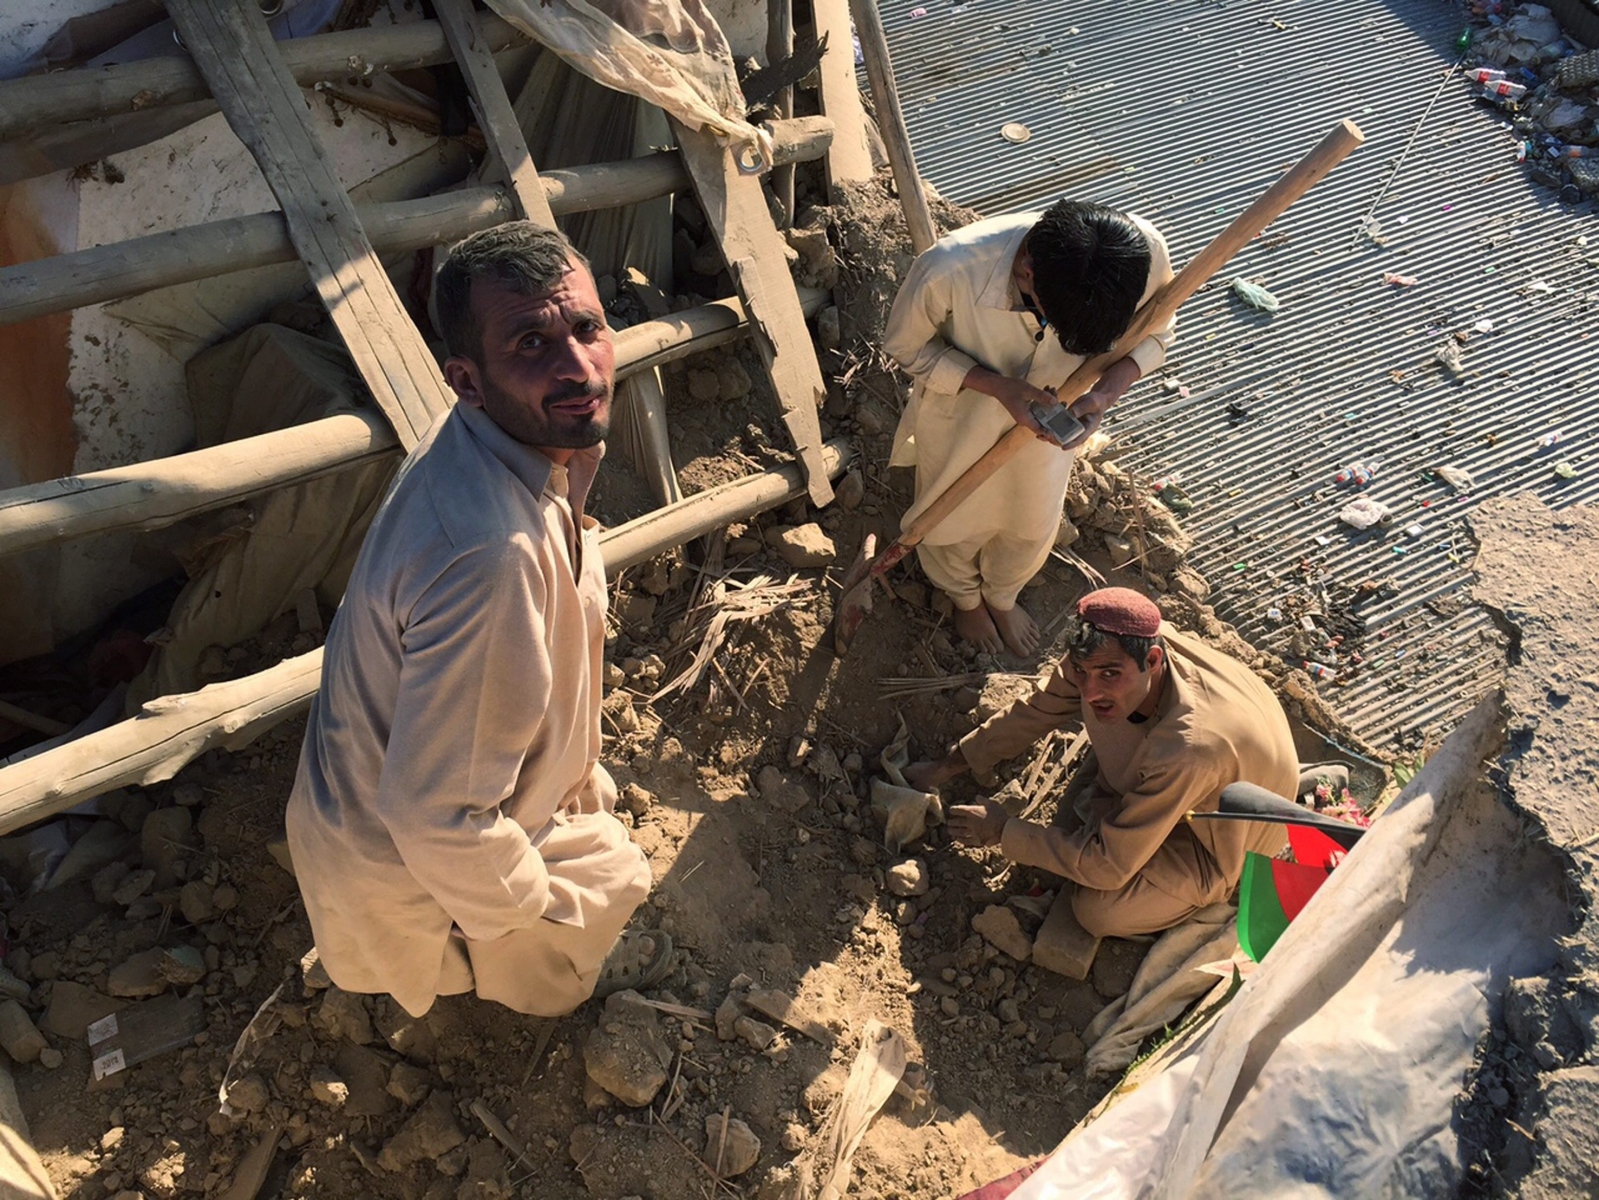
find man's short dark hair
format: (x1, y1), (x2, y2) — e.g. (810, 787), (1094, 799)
(435, 222), (590, 360)
(1065, 618), (1164, 672)
(1026, 201), (1152, 357)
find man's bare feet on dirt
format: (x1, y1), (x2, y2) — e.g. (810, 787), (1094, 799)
(988, 601), (1042, 657)
(953, 603), (1005, 655)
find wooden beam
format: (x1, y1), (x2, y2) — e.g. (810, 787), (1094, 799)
(811, 0), (874, 190)
(849, 0), (936, 254)
(432, 0), (556, 226)
(672, 121), (835, 507)
(0, 438), (852, 832)
(767, 0), (796, 226)
(164, 0), (456, 451)
(0, 116), (835, 329)
(0, 15), (528, 143)
(613, 370), (682, 507)
(0, 289), (828, 556)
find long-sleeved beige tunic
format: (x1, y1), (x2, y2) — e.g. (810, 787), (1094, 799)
(883, 210), (1175, 546)
(959, 626), (1294, 901)
(286, 403), (643, 1017)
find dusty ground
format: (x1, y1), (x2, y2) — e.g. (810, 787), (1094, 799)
(1, 172), (1386, 1200)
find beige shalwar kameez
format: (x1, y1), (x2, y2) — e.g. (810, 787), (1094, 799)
(883, 211), (1175, 609)
(958, 626), (1294, 937)
(286, 404), (650, 1018)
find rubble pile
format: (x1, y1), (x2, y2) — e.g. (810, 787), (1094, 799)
(1468, 2), (1599, 200)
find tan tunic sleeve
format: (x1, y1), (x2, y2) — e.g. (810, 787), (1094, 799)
(998, 729), (1224, 891)
(1123, 217), (1176, 378)
(374, 537), (557, 942)
(883, 243), (981, 396)
(957, 658), (1084, 774)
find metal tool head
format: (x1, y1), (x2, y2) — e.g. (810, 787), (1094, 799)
(1030, 401), (1085, 447)
(831, 533), (877, 655)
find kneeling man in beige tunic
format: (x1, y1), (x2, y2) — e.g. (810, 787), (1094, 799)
(287, 223), (655, 1019)
(909, 587), (1292, 940)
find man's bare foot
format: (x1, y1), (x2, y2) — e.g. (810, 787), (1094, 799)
(953, 603), (1005, 655)
(988, 601), (1042, 657)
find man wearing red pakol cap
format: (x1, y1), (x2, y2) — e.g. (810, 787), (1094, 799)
(906, 587), (1295, 938)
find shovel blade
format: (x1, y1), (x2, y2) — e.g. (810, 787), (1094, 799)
(832, 533), (877, 655)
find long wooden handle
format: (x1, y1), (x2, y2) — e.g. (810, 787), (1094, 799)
(898, 118), (1365, 549)
(850, 0), (937, 255)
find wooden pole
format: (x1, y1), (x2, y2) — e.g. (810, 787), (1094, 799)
(0, 439), (852, 831)
(0, 117), (835, 329)
(0, 289), (828, 557)
(767, 0), (795, 227)
(0, 15), (529, 143)
(848, 0), (936, 254)
(811, 0), (875, 193)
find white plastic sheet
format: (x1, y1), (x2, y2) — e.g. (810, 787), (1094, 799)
(1013, 693), (1568, 1199)
(485, 0), (771, 161)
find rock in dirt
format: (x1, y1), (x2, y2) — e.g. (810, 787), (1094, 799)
(224, 1072), (270, 1114)
(140, 807), (198, 886)
(582, 991), (672, 1106)
(460, 1139), (512, 1200)
(178, 881), (214, 925)
(1091, 939), (1146, 1000)
(755, 765), (810, 815)
(704, 1114), (762, 1177)
(91, 860), (131, 906)
(1046, 1029), (1086, 1069)
(734, 1015), (778, 1051)
(772, 523), (837, 569)
(715, 992), (743, 1041)
(885, 859), (931, 897)
(108, 949), (172, 998)
(972, 906), (1032, 962)
(387, 1060), (432, 1107)
(334, 1042), (398, 1116)
(834, 468), (865, 510)
(378, 1090), (465, 1172)
(110, 868), (155, 907)
(308, 1066), (349, 1108)
(42, 980), (122, 1040)
(976, 675), (1036, 725)
(0, 1000), (47, 1063)
(313, 986), (375, 1045)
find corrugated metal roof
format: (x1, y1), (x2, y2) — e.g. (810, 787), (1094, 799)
(875, 0), (1599, 748)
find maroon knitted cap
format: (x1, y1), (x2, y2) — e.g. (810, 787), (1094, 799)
(1076, 587), (1162, 637)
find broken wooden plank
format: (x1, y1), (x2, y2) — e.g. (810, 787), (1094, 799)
(433, 0), (556, 226)
(614, 369), (683, 507)
(744, 988), (834, 1047)
(0, 15), (529, 143)
(0, 290), (826, 556)
(811, 0), (874, 191)
(164, 0), (453, 450)
(0, 438), (852, 830)
(672, 121), (835, 507)
(0, 116), (834, 328)
(218, 1121), (283, 1200)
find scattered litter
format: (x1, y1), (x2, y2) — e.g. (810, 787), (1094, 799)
(1537, 430), (1564, 450)
(909, 5), (927, 14)
(1304, 661), (1333, 681)
(1000, 122), (1032, 143)
(1472, 317), (1495, 333)
(1405, 523), (1425, 539)
(1360, 216), (1389, 246)
(1155, 480), (1194, 516)
(1381, 271), (1419, 286)
(1433, 342), (1466, 379)
(1434, 464), (1475, 492)
(1230, 277), (1281, 313)
(1338, 497), (1392, 530)
(1525, 279), (1554, 294)
(1333, 460), (1380, 487)
(1554, 461), (1577, 480)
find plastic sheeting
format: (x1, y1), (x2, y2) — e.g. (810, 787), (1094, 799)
(485, 0), (770, 160)
(1012, 692), (1569, 1199)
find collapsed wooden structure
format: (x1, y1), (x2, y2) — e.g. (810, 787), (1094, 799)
(0, 0), (879, 835)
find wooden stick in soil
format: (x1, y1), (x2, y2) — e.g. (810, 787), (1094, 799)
(849, 0), (937, 254)
(832, 118), (1366, 654)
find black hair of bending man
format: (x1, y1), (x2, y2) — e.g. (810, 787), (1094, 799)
(1024, 200), (1153, 357)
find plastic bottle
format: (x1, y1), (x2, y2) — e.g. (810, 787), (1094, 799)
(1334, 460), (1380, 486)
(1538, 430), (1565, 449)
(1481, 79), (1528, 100)
(1304, 661), (1334, 681)
(1465, 66), (1506, 84)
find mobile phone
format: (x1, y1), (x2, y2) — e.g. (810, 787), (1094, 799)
(1029, 401), (1085, 446)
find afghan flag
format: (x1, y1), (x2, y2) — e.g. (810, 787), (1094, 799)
(1237, 824), (1348, 962)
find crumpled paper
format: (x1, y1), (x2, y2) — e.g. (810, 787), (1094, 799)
(871, 716), (944, 853)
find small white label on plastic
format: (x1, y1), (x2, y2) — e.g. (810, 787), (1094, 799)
(92, 1048), (126, 1080)
(86, 1014), (119, 1045)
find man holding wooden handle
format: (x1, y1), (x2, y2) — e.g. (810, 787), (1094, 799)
(883, 201), (1175, 658)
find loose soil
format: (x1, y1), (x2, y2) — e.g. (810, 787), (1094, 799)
(3, 174), (1379, 1200)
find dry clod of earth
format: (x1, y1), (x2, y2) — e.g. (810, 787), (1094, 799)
(885, 858), (931, 897)
(972, 906), (1033, 962)
(583, 990), (673, 1106)
(704, 1113), (763, 1176)
(768, 522), (837, 568)
(376, 1089), (466, 1171)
